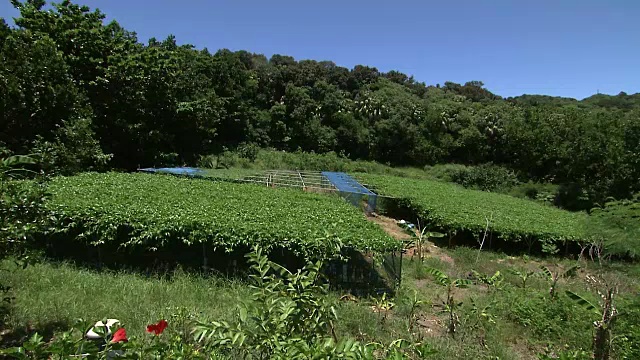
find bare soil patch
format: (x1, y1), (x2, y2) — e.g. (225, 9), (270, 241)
(367, 213), (455, 265)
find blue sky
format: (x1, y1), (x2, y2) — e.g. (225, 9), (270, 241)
(2, 0), (638, 99)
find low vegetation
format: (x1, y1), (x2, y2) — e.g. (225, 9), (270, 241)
(358, 173), (589, 254)
(34, 172), (398, 259)
(587, 195), (640, 258)
(2, 246), (638, 359)
(1, 1), (639, 358)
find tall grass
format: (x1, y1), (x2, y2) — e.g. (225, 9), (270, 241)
(3, 250), (638, 359)
(1, 260), (250, 335)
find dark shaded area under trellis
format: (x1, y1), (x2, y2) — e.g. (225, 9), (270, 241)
(29, 233), (401, 295)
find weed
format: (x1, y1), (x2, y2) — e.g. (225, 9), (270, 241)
(425, 268), (472, 337)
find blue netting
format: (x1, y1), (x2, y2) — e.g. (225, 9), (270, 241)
(322, 172), (377, 213)
(139, 167), (205, 177)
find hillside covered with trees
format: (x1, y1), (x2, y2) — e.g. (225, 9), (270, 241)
(1, 0), (639, 205)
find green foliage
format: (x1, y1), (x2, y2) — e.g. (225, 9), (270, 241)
(539, 265), (579, 299)
(199, 149), (431, 177)
(471, 270), (504, 290)
(193, 246), (340, 358)
(425, 267), (472, 336)
(359, 173), (589, 249)
(587, 195), (640, 259)
(236, 143), (261, 163)
(2, 248), (431, 359)
(614, 296), (640, 359)
(508, 181), (560, 206)
(0, 154), (36, 178)
(190, 247), (430, 359)
(1, 317), (213, 359)
(34, 172), (399, 258)
(2, 245), (638, 359)
(421, 164), (470, 182)
(565, 276), (620, 360)
(400, 219), (444, 262)
(0, 180), (47, 259)
(449, 163), (519, 192)
(507, 268), (539, 290)
(1, 0), (638, 203)
(565, 291), (597, 312)
(0, 154), (47, 264)
(506, 291), (591, 344)
(0, 25), (109, 174)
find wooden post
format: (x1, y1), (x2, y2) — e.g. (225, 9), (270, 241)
(298, 171), (305, 190)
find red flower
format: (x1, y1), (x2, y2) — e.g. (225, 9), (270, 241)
(110, 328), (128, 343)
(146, 319), (168, 336)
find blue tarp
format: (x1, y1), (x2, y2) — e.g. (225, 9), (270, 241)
(138, 167), (205, 177)
(322, 172), (377, 213)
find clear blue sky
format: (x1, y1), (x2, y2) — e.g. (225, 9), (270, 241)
(2, 0), (639, 99)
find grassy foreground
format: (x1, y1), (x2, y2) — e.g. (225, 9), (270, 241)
(0, 261), (250, 336)
(3, 247), (639, 359)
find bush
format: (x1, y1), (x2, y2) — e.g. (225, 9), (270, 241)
(31, 117), (111, 175)
(509, 181), (560, 205)
(237, 142), (261, 162)
(422, 163), (471, 182)
(0, 155), (48, 261)
(449, 163), (519, 192)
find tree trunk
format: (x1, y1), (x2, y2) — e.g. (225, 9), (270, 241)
(593, 287), (616, 360)
(593, 322), (610, 360)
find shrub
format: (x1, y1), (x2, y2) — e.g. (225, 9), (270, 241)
(508, 181), (559, 206)
(237, 142), (260, 162)
(448, 163), (519, 192)
(422, 163), (472, 182)
(0, 154), (48, 262)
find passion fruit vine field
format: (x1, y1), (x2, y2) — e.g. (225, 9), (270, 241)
(357, 173), (590, 253)
(34, 172), (399, 259)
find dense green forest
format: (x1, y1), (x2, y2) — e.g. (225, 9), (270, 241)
(1, 0), (639, 205)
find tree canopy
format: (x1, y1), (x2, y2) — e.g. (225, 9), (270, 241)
(1, 0), (638, 204)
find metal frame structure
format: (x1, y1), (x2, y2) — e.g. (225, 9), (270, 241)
(239, 170), (338, 192)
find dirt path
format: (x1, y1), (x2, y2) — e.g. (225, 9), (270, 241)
(367, 213), (454, 265)
(367, 213), (412, 241)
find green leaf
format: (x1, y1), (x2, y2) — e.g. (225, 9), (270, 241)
(238, 305), (248, 323)
(33, 172), (401, 261)
(565, 290), (598, 313)
(453, 279), (472, 288)
(539, 266), (553, 280)
(562, 265), (580, 278)
(1, 155), (36, 168)
(425, 267), (451, 286)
